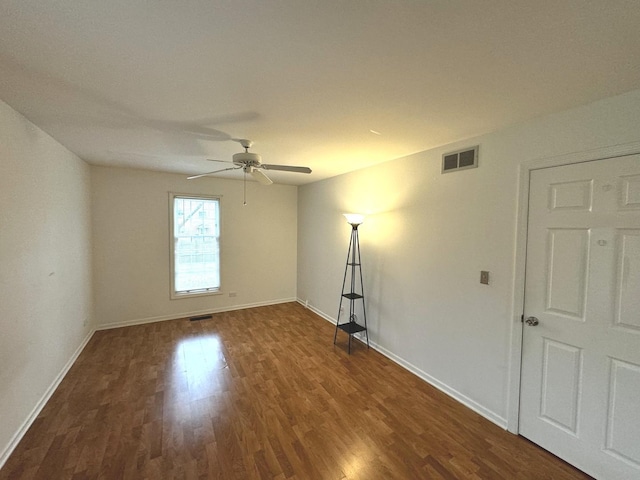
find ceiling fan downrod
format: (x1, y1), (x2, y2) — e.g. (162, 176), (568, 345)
(243, 168), (247, 205)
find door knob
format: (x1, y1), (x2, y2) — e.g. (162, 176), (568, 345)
(525, 316), (539, 326)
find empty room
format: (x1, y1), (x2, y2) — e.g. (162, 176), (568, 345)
(1, 1), (639, 479)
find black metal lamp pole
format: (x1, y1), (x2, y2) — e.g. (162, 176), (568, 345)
(334, 218), (369, 353)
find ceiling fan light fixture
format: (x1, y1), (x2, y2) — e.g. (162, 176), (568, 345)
(233, 151), (262, 165)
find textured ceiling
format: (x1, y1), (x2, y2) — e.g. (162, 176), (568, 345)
(1, 0), (639, 185)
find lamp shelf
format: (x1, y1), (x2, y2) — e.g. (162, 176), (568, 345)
(342, 292), (363, 300)
(336, 322), (367, 334)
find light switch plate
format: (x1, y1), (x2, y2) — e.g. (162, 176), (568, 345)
(480, 271), (490, 285)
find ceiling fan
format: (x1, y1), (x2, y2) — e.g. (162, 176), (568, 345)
(187, 139), (312, 205)
(187, 139), (312, 185)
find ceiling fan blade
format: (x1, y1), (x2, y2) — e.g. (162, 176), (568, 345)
(178, 126), (232, 141)
(261, 164), (312, 174)
(207, 158), (234, 164)
(187, 166), (240, 180)
(250, 168), (273, 185)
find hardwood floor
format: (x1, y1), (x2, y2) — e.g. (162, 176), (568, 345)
(1, 302), (591, 479)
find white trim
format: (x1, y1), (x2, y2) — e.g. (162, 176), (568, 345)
(370, 340), (507, 428)
(298, 299), (508, 429)
(0, 329), (95, 470)
(522, 141), (640, 171)
(302, 300), (335, 324)
(96, 297), (297, 330)
(506, 140), (640, 433)
(172, 289), (224, 300)
(505, 161), (531, 434)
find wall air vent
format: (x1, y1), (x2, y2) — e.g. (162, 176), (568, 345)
(442, 146), (479, 173)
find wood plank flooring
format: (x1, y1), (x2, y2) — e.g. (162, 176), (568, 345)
(1, 302), (592, 479)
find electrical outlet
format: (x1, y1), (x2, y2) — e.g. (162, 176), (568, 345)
(480, 271), (490, 285)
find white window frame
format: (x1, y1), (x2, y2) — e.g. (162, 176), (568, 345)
(169, 193), (222, 299)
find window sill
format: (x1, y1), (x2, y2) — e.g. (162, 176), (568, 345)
(170, 289), (223, 300)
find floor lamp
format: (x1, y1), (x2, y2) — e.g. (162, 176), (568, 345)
(334, 213), (369, 353)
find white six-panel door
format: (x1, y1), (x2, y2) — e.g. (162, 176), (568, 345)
(520, 155), (640, 479)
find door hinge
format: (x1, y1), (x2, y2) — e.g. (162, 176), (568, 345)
(521, 314), (524, 323)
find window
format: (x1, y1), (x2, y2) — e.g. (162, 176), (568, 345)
(170, 194), (221, 298)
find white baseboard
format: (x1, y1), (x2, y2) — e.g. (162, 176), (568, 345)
(298, 298), (508, 429)
(368, 341), (507, 429)
(0, 328), (96, 470)
(301, 300), (335, 324)
(96, 297), (298, 330)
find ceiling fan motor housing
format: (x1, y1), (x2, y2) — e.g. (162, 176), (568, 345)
(233, 151), (262, 167)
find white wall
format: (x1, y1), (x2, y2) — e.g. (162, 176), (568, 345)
(0, 100), (93, 463)
(297, 89), (640, 426)
(91, 167), (298, 327)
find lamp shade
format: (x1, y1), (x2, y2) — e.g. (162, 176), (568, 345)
(343, 213), (365, 225)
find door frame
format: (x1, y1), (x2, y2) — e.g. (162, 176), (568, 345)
(506, 140), (640, 434)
